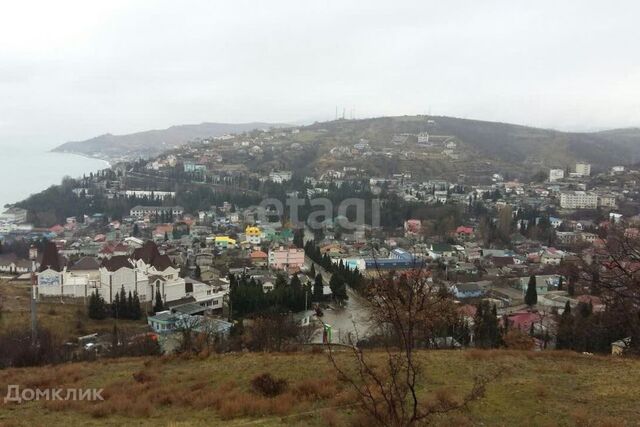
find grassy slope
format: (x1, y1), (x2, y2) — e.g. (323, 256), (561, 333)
(0, 280), (148, 340)
(0, 350), (639, 426)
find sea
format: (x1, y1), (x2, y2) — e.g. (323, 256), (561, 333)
(0, 143), (109, 209)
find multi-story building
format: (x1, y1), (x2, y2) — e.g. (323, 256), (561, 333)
(549, 169), (564, 182)
(559, 191), (598, 209)
(598, 194), (617, 208)
(268, 247), (305, 270)
(244, 226), (262, 245)
(0, 207), (28, 224)
(129, 205), (184, 219)
(269, 171), (292, 183)
(575, 163), (591, 177)
(38, 242), (224, 307)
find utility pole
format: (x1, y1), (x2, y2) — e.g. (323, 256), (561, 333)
(29, 246), (38, 347)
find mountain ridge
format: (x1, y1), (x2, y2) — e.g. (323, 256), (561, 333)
(51, 121), (289, 162)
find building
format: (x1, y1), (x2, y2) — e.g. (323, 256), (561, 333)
(451, 282), (484, 299)
(269, 171), (292, 183)
(611, 166), (625, 174)
(559, 191), (598, 209)
(598, 194), (617, 209)
(549, 169), (565, 182)
(130, 206), (184, 219)
(0, 207), (28, 224)
(575, 163), (591, 177)
(250, 250), (268, 267)
(268, 247), (305, 270)
(184, 162), (207, 173)
(213, 236), (236, 249)
(0, 253), (32, 274)
(244, 226), (262, 245)
(38, 241), (225, 307)
(403, 219), (422, 235)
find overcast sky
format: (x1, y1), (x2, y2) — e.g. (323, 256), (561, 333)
(1, 0), (640, 147)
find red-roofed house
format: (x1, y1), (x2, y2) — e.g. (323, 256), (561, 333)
(456, 226), (474, 241)
(250, 250), (268, 267)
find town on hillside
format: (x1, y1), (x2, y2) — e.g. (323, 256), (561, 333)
(1, 121), (638, 361)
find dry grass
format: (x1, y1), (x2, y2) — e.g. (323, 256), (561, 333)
(0, 350), (639, 426)
(0, 280), (147, 342)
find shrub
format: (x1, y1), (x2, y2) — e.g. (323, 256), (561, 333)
(251, 373), (288, 397)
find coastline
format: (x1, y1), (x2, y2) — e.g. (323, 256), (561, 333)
(1, 150), (112, 208)
(49, 149), (113, 168)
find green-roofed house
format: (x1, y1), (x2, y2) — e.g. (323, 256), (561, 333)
(428, 243), (455, 259)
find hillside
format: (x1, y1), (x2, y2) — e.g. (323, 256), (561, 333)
(1, 350), (638, 426)
(51, 116), (640, 177)
(303, 116), (640, 171)
(52, 122), (287, 162)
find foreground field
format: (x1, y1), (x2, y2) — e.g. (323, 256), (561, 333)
(0, 280), (147, 340)
(0, 349), (639, 426)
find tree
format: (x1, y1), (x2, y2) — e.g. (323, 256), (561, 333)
(556, 301), (574, 350)
(474, 301), (501, 348)
(88, 290), (108, 320)
(329, 274), (347, 304)
(525, 275), (538, 308)
(313, 273), (324, 301)
(293, 229), (304, 248)
(327, 269), (489, 425)
(126, 291), (134, 319)
(153, 289), (164, 313)
(132, 223), (140, 237)
(194, 265), (202, 280)
(497, 204), (513, 242)
(309, 263), (316, 278)
(131, 291), (142, 320)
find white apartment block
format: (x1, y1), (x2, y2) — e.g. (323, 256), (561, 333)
(269, 171), (293, 183)
(559, 191), (598, 209)
(598, 194), (617, 208)
(549, 169), (564, 182)
(130, 205), (184, 218)
(575, 163), (591, 177)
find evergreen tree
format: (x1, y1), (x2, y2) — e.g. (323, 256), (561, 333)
(556, 301), (574, 350)
(88, 290), (108, 320)
(313, 273), (324, 301)
(525, 275), (538, 307)
(131, 291), (142, 320)
(164, 231), (169, 241)
(132, 223), (140, 237)
(118, 286), (128, 319)
(127, 291), (134, 320)
(293, 229), (304, 248)
(153, 289), (164, 313)
(473, 301), (500, 348)
(329, 274), (348, 304)
(194, 265), (202, 280)
(112, 290), (121, 318)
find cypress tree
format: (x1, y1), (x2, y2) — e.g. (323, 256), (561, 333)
(329, 274), (348, 303)
(127, 291), (134, 320)
(556, 301), (574, 350)
(313, 274), (324, 301)
(112, 291), (120, 318)
(154, 289), (164, 313)
(131, 291), (142, 320)
(525, 275), (538, 307)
